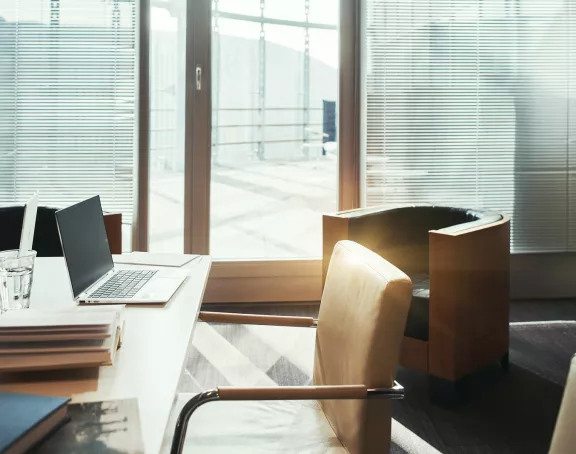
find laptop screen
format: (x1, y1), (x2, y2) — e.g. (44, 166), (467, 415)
(55, 196), (114, 298)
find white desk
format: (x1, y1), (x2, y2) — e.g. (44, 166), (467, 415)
(0, 254), (211, 454)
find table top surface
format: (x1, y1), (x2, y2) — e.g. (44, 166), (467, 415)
(0, 254), (211, 454)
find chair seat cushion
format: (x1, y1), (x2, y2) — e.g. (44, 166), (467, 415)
(167, 397), (347, 453)
(165, 395), (441, 454)
(404, 274), (430, 341)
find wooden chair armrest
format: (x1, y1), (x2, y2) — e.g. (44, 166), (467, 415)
(428, 217), (510, 380)
(217, 383), (404, 400)
(431, 213), (510, 237)
(198, 311), (317, 327)
(325, 205), (401, 219)
(322, 206), (417, 287)
(218, 385), (367, 400)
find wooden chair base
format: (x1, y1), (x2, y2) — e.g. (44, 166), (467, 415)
(399, 337), (428, 373)
(400, 336), (510, 405)
(427, 353), (510, 407)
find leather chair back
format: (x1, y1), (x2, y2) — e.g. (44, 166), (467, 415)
(343, 206), (502, 274)
(314, 240), (412, 454)
(0, 205), (122, 256)
(0, 206), (63, 257)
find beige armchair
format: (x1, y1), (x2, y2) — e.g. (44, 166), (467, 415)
(171, 240), (413, 454)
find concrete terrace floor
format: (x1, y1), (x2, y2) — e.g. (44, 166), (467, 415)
(148, 153), (338, 259)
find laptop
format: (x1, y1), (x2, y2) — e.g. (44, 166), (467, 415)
(55, 196), (188, 304)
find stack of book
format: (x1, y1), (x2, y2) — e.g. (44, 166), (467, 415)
(0, 306), (124, 372)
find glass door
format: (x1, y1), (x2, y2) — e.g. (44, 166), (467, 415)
(203, 0), (340, 302)
(210, 0), (339, 261)
(147, 0), (187, 253)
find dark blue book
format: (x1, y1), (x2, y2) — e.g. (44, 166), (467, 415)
(0, 392), (69, 454)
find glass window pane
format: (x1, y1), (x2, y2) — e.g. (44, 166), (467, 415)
(217, 0), (260, 17)
(362, 0), (575, 253)
(265, 0), (306, 22)
(0, 0), (137, 252)
(148, 1), (186, 252)
(309, 0), (338, 25)
(210, 4), (339, 259)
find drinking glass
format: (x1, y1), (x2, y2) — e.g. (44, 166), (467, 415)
(0, 250), (37, 313)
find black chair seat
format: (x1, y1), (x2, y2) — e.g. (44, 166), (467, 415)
(405, 274), (430, 341)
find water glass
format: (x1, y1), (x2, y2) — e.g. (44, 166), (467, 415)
(0, 250), (37, 313)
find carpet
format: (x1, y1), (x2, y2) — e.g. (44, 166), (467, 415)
(173, 320), (575, 453)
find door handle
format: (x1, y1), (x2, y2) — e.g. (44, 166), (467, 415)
(196, 65), (202, 91)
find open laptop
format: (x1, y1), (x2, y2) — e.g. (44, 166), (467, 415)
(55, 196), (188, 304)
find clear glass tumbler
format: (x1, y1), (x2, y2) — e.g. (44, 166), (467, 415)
(0, 250), (37, 313)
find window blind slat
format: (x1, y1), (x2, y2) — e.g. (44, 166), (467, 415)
(363, 0), (575, 252)
(0, 0), (136, 218)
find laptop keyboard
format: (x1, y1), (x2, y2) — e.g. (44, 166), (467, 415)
(90, 270), (158, 299)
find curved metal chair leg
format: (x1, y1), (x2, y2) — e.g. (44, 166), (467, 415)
(170, 390), (220, 454)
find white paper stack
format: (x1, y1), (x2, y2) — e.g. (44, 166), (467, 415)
(0, 305), (125, 372)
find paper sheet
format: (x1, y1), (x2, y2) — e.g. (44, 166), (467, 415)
(113, 252), (200, 267)
(19, 192), (38, 253)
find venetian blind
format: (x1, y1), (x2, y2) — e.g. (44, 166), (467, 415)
(0, 0), (136, 222)
(363, 0), (576, 252)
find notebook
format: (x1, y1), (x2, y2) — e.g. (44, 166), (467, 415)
(0, 306), (124, 372)
(0, 392), (69, 454)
